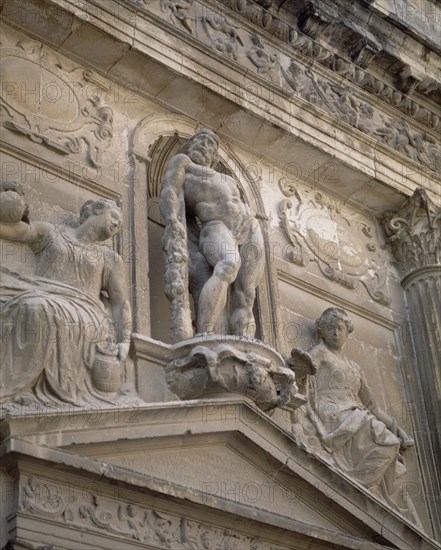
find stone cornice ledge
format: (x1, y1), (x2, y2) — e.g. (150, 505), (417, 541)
(1, 0), (440, 208)
(1, 403), (440, 550)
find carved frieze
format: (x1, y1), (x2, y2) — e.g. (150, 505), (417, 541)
(200, 14), (244, 59)
(383, 188), (441, 279)
(17, 476), (290, 550)
(283, 67), (440, 174)
(161, 0), (194, 34)
(279, 191), (391, 305)
(246, 34), (278, 76)
(0, 32), (113, 167)
(141, 0), (440, 173)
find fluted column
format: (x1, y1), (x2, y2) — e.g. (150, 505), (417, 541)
(384, 188), (441, 474)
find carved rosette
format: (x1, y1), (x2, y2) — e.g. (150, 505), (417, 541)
(165, 335), (306, 411)
(279, 191), (391, 305)
(383, 188), (441, 280)
(0, 36), (113, 167)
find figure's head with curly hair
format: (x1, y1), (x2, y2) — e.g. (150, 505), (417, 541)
(316, 307), (353, 350)
(0, 181), (30, 223)
(79, 199), (120, 224)
(79, 199), (122, 241)
(178, 128), (220, 168)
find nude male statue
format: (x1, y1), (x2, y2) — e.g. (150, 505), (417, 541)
(160, 129), (264, 339)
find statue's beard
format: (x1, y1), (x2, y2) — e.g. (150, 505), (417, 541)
(188, 146), (211, 166)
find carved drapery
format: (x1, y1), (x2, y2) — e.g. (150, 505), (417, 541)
(383, 188), (441, 475)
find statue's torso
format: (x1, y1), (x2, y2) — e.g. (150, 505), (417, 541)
(183, 163), (250, 230)
(32, 226), (107, 298)
(310, 343), (363, 418)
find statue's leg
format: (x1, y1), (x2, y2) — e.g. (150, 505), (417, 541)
(230, 221), (264, 337)
(188, 240), (211, 326)
(197, 221), (240, 334)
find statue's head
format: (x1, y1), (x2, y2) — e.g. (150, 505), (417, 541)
(179, 129), (220, 168)
(316, 307), (353, 350)
(79, 199), (122, 241)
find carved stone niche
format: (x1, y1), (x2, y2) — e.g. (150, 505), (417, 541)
(166, 334), (307, 412)
(131, 115), (292, 413)
(0, 31), (113, 167)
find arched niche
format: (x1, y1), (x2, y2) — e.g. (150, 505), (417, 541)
(129, 114), (277, 344)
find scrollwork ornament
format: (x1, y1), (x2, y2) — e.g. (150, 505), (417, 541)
(279, 192), (391, 305)
(0, 36), (114, 168)
(383, 188), (441, 278)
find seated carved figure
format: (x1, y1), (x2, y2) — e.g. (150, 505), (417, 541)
(292, 308), (415, 508)
(0, 182), (131, 406)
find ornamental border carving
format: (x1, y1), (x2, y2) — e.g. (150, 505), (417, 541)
(136, 0), (440, 175)
(18, 476), (290, 550)
(0, 32), (113, 168)
(279, 190), (391, 305)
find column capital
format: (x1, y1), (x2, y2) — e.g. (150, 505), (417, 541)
(383, 188), (441, 279)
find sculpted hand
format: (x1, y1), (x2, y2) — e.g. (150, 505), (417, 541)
(0, 181), (28, 224)
(397, 427), (415, 450)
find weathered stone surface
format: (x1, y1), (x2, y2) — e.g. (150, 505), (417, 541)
(0, 185), (133, 407)
(165, 334), (306, 411)
(383, 188), (441, 513)
(1, 403), (440, 549)
(289, 308), (417, 520)
(160, 129), (264, 340)
(0, 0), (440, 547)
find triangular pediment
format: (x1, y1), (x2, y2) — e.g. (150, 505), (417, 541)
(3, 400), (436, 549)
(65, 432), (349, 535)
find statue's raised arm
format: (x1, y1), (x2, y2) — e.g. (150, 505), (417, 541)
(0, 181), (51, 244)
(159, 129), (264, 341)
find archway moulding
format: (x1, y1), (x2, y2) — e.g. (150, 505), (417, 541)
(130, 113), (265, 215)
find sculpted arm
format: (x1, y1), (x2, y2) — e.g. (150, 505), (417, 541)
(107, 253), (132, 361)
(159, 153), (189, 226)
(0, 220), (52, 245)
(359, 377), (395, 427)
(0, 182), (52, 244)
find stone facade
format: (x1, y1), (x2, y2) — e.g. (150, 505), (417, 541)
(0, 0), (440, 549)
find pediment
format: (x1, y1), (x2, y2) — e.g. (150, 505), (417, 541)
(66, 432), (346, 534)
(3, 401), (436, 549)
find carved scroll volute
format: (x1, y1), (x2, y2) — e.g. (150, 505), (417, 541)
(383, 188), (441, 279)
(0, 37), (113, 167)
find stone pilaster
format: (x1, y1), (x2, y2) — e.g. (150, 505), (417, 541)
(383, 188), (441, 475)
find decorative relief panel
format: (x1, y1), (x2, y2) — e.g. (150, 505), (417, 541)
(285, 67), (440, 174)
(200, 13), (244, 59)
(279, 190), (391, 305)
(18, 476), (289, 550)
(0, 31), (113, 167)
(141, 0), (441, 174)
